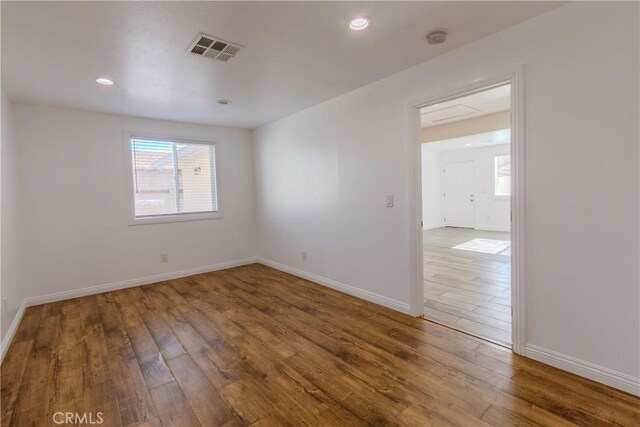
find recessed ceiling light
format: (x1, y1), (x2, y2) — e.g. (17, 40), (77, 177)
(348, 16), (370, 31)
(95, 77), (114, 86)
(465, 143), (472, 146)
(218, 99), (232, 105)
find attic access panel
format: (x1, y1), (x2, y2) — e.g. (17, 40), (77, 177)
(421, 104), (479, 125)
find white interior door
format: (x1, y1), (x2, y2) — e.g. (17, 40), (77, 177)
(442, 160), (475, 228)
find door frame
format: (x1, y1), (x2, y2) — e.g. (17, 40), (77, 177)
(407, 70), (526, 354)
(441, 160), (476, 229)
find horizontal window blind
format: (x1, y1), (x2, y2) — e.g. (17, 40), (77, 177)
(494, 154), (511, 196)
(130, 138), (218, 218)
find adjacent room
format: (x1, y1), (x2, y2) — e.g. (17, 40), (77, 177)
(1, 2), (639, 426)
(420, 84), (513, 347)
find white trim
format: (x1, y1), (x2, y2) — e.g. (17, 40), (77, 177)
(129, 211), (223, 226)
(474, 225), (511, 233)
(422, 222), (444, 231)
(510, 69), (527, 355)
(2, 258), (256, 362)
(526, 344), (640, 396)
(408, 98), (424, 317)
(0, 301), (27, 363)
(257, 258), (411, 314)
(24, 258), (257, 307)
(407, 70), (527, 355)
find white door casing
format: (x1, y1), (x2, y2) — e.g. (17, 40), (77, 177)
(408, 70), (526, 355)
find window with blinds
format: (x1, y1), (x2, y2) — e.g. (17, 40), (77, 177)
(494, 154), (511, 197)
(130, 137), (218, 220)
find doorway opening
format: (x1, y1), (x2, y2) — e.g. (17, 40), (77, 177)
(419, 83), (513, 347)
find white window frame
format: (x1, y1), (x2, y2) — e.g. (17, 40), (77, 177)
(493, 153), (511, 200)
(123, 132), (222, 225)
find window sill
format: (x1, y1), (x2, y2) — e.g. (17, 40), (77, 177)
(129, 211), (222, 226)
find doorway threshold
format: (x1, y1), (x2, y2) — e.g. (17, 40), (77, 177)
(420, 315), (512, 349)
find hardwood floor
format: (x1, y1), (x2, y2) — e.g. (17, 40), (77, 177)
(424, 227), (512, 346)
(2, 264), (638, 426)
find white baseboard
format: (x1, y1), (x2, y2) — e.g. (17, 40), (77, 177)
(7, 257), (637, 397)
(525, 344), (640, 396)
(422, 222), (444, 231)
(475, 225), (511, 232)
(1, 301), (27, 363)
(24, 257), (258, 307)
(2, 258), (257, 364)
(256, 257), (411, 315)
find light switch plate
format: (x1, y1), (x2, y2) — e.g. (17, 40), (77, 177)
(386, 195), (394, 207)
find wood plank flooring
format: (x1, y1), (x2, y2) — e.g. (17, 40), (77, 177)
(424, 227), (512, 346)
(2, 264), (639, 426)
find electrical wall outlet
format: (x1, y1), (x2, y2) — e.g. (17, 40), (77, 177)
(302, 251), (307, 261)
(161, 253), (169, 263)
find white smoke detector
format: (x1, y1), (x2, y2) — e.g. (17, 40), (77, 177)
(426, 30), (447, 45)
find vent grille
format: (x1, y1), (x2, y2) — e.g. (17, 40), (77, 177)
(197, 36), (214, 48)
(191, 45), (207, 55)
(204, 49), (221, 59)
(222, 45), (240, 56)
(187, 32), (243, 63)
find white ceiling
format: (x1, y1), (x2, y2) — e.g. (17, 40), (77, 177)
(1, 2), (560, 129)
(423, 129), (510, 152)
(421, 84), (510, 127)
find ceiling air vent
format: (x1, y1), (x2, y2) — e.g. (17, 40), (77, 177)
(187, 33), (243, 63)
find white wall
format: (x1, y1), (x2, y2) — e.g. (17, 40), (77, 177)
(1, 90), (26, 342)
(420, 148), (442, 230)
(254, 1), (639, 391)
(13, 105), (255, 300)
(439, 144), (510, 232)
